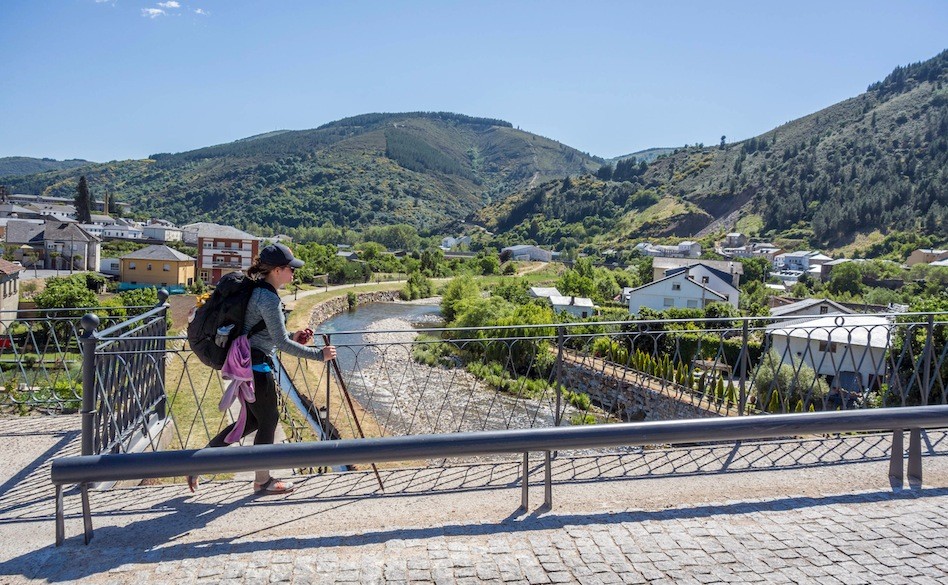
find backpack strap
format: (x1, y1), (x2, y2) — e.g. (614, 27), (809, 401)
(247, 319), (266, 339)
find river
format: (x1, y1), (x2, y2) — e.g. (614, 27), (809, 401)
(313, 301), (569, 437)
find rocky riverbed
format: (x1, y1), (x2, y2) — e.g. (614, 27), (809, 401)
(343, 316), (566, 436)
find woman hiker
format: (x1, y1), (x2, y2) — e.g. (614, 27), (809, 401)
(187, 243), (336, 495)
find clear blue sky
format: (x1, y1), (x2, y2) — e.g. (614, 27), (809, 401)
(2, 0), (946, 162)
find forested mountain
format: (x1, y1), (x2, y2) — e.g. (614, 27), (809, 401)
(483, 50), (948, 248)
(5, 51), (947, 247)
(1, 112), (600, 234)
(0, 157), (92, 177)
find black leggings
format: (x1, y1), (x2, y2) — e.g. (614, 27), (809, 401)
(207, 367), (279, 447)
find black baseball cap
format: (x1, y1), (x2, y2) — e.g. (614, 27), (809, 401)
(259, 243), (304, 268)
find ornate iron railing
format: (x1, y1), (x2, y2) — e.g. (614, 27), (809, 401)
(0, 305), (154, 413)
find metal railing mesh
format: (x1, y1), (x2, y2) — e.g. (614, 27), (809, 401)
(0, 306), (152, 413)
(7, 306), (948, 465)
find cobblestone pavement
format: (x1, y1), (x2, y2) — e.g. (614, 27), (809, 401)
(2, 416), (948, 584)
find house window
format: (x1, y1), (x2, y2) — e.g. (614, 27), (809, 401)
(687, 300), (698, 309)
(129, 262), (136, 270)
(200, 271), (208, 281)
(819, 306), (829, 314)
(163, 264), (170, 271)
(672, 283), (681, 291)
(147, 263), (153, 271)
(663, 297), (675, 307)
(203, 242), (211, 249)
(701, 276), (709, 284)
(819, 341), (838, 353)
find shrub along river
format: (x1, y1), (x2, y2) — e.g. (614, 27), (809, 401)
(314, 301), (572, 438)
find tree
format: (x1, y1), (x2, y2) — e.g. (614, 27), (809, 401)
(752, 350), (829, 412)
(74, 176), (93, 223)
(478, 254), (500, 276)
(737, 256), (771, 285)
(828, 262), (863, 296)
(441, 275), (481, 323)
(719, 135), (727, 150)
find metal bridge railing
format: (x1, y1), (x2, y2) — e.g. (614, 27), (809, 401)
(0, 305), (156, 413)
(52, 405), (948, 544)
(301, 312), (946, 443)
(69, 310), (948, 459)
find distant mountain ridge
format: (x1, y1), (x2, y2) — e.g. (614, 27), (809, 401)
(4, 50), (948, 248)
(0, 157), (92, 178)
(481, 49), (948, 248)
(2, 111), (600, 233)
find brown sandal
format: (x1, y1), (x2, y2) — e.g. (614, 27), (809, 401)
(253, 477), (295, 494)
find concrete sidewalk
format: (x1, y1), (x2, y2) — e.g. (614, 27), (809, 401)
(2, 415), (948, 584)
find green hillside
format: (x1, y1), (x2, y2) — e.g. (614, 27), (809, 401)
(1, 112), (600, 234)
(482, 49), (948, 248)
(0, 157), (92, 178)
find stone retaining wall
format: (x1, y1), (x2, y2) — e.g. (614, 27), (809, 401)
(560, 359), (726, 422)
(307, 290), (402, 329)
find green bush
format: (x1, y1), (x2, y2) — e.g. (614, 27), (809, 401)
(401, 270), (433, 300)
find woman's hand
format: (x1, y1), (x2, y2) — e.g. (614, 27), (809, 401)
(321, 345), (337, 362)
(293, 328), (314, 344)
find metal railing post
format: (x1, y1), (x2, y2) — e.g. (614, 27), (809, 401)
(156, 289), (169, 419)
(79, 313), (100, 457)
(739, 319), (749, 415)
(555, 326), (564, 426)
(909, 428), (922, 485)
(888, 429), (903, 484)
(325, 333), (332, 425)
(923, 314), (934, 405)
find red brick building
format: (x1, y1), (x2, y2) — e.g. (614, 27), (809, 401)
(192, 223), (260, 285)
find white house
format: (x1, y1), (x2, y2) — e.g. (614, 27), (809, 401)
(529, 286), (561, 299)
(721, 242), (783, 262)
(142, 221), (183, 242)
(636, 241), (702, 259)
(767, 315), (892, 392)
(42, 220), (101, 271)
(652, 258), (742, 288)
(0, 259), (23, 329)
(770, 298), (854, 320)
(549, 295), (595, 319)
(502, 245), (552, 262)
(440, 235), (472, 250)
(774, 250), (832, 271)
(100, 257), (121, 276)
(627, 271), (732, 313)
(664, 264), (740, 306)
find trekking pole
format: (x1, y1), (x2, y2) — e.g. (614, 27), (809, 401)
(322, 334), (385, 492)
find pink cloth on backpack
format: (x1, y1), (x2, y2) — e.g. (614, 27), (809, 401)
(218, 335), (255, 444)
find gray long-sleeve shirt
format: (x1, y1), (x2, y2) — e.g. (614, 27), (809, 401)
(242, 285), (323, 361)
